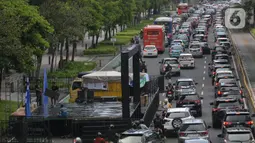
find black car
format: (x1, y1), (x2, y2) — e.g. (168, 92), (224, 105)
(210, 97), (243, 128)
(216, 78), (239, 91)
(176, 93), (203, 117)
(214, 74), (235, 94)
(220, 86), (243, 97)
(208, 63), (231, 77)
(211, 46), (228, 57)
(218, 127), (255, 143)
(222, 110), (255, 135)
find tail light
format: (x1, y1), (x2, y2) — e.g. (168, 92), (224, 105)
(213, 72), (216, 75)
(179, 132), (186, 136)
(212, 108), (220, 112)
(168, 91), (172, 94)
(239, 90), (243, 94)
(195, 100), (201, 104)
(217, 91), (221, 95)
(200, 131), (208, 136)
(215, 83), (219, 86)
(223, 122), (232, 126)
(154, 49), (157, 52)
(246, 121), (253, 125)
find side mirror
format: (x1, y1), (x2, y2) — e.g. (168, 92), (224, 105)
(210, 102), (213, 105)
(200, 97), (204, 99)
(217, 134), (223, 138)
(195, 82), (198, 85)
(207, 125), (211, 129)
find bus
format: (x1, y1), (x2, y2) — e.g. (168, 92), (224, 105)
(154, 17), (173, 45)
(143, 25), (165, 53)
(177, 3), (189, 15)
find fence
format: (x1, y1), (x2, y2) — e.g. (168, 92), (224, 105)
(0, 116), (52, 143)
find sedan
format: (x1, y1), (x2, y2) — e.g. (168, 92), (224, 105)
(169, 45), (184, 58)
(142, 45), (158, 57)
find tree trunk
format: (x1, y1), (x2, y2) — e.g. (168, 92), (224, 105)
(59, 40), (64, 69)
(112, 28), (115, 36)
(0, 68), (3, 101)
(65, 38), (69, 61)
(96, 33), (99, 45)
(108, 28), (112, 38)
(148, 9), (151, 17)
(50, 46), (56, 72)
(71, 41), (77, 61)
(104, 30), (108, 40)
(92, 36), (95, 48)
(35, 54), (42, 79)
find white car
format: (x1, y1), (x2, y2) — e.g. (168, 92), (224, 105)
(178, 53), (195, 68)
(143, 45), (158, 57)
(216, 37), (229, 44)
(164, 108), (194, 133)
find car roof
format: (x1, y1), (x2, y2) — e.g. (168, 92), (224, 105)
(167, 107), (190, 112)
(177, 78), (194, 81)
(214, 59), (228, 62)
(180, 53), (193, 56)
(217, 37), (229, 39)
(216, 71), (233, 74)
(216, 97), (237, 101)
(215, 53), (228, 56)
(225, 109), (250, 114)
(216, 32), (227, 35)
(164, 58), (178, 60)
(183, 119), (204, 124)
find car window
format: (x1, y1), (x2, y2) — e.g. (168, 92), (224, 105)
(218, 39), (228, 42)
(180, 95), (199, 100)
(190, 45), (200, 49)
(177, 81), (194, 86)
(164, 60), (178, 64)
(225, 114), (251, 122)
(171, 46), (182, 50)
(179, 55), (193, 59)
(167, 112), (189, 118)
(227, 133), (251, 142)
(180, 123), (205, 131)
(219, 79), (236, 84)
(144, 46), (155, 50)
(217, 102), (239, 108)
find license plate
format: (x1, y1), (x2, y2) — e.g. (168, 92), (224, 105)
(148, 53), (152, 55)
(188, 134), (199, 137)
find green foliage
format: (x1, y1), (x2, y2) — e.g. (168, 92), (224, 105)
(48, 61), (96, 78)
(0, 100), (19, 120)
(251, 28), (255, 37)
(84, 44), (117, 55)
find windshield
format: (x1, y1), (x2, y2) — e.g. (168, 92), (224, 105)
(227, 133), (251, 142)
(167, 112), (189, 118)
(180, 55), (193, 59)
(219, 79), (236, 84)
(218, 39), (228, 42)
(180, 95), (199, 100)
(190, 45), (200, 49)
(217, 102), (239, 108)
(171, 46), (182, 50)
(177, 35), (188, 40)
(180, 124), (205, 131)
(164, 60), (178, 64)
(225, 115), (251, 122)
(177, 81), (194, 86)
(72, 81), (82, 90)
(144, 46), (156, 50)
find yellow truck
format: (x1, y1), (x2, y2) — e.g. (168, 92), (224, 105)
(69, 71), (149, 103)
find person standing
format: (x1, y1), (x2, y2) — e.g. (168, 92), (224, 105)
(51, 81), (59, 105)
(35, 80), (42, 106)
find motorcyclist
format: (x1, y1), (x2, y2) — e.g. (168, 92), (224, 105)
(94, 132), (106, 143)
(165, 64), (172, 79)
(153, 114), (165, 137)
(106, 124), (118, 143)
(162, 98), (172, 109)
(135, 36), (139, 44)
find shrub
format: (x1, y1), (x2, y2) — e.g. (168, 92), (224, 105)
(0, 100), (19, 120)
(84, 44), (117, 55)
(251, 28), (255, 37)
(48, 61), (96, 78)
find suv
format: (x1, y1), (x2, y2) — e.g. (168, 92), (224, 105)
(173, 78), (198, 100)
(178, 53), (195, 69)
(189, 43), (203, 58)
(210, 97), (243, 128)
(178, 119), (211, 143)
(215, 78), (239, 93)
(222, 110), (255, 134)
(163, 108), (194, 134)
(214, 54), (229, 61)
(176, 93), (203, 117)
(208, 64), (231, 78)
(159, 58), (181, 76)
(218, 127), (255, 143)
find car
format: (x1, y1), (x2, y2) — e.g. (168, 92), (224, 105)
(169, 45), (184, 58)
(220, 86), (244, 97)
(216, 37), (229, 44)
(178, 53), (195, 68)
(176, 34), (190, 48)
(211, 45), (228, 57)
(193, 34), (207, 42)
(172, 39), (185, 48)
(214, 27), (226, 33)
(173, 78), (198, 100)
(215, 32), (228, 41)
(221, 109), (255, 133)
(159, 58), (181, 76)
(209, 64), (232, 78)
(210, 97), (243, 128)
(216, 78), (239, 92)
(176, 93), (203, 116)
(184, 138), (210, 143)
(163, 108), (194, 135)
(189, 43), (203, 58)
(219, 41), (231, 50)
(218, 127), (255, 143)
(178, 119), (211, 143)
(142, 45), (158, 57)
(178, 28), (190, 37)
(214, 53), (229, 61)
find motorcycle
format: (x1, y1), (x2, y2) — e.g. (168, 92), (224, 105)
(165, 86), (174, 102)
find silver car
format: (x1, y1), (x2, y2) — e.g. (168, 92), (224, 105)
(189, 44), (203, 58)
(178, 119), (211, 143)
(173, 78), (198, 100)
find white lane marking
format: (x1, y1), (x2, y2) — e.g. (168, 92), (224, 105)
(201, 91), (204, 95)
(202, 84), (204, 88)
(232, 55), (248, 109)
(203, 71), (206, 74)
(205, 57), (207, 59)
(204, 61), (206, 64)
(203, 77), (205, 80)
(204, 66), (206, 69)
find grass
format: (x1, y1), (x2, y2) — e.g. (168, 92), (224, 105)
(0, 100), (19, 120)
(84, 19), (155, 55)
(48, 61), (96, 78)
(251, 28), (255, 37)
